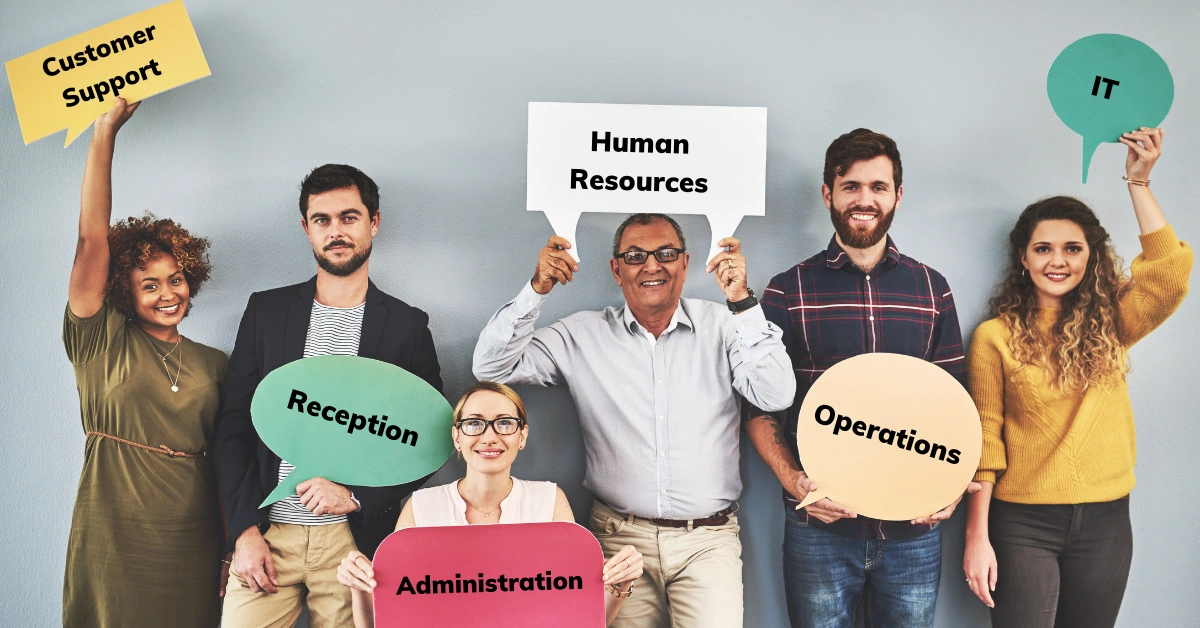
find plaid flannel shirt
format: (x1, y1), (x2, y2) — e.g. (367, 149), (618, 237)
(749, 235), (967, 540)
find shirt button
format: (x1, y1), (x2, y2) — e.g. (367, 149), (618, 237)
(869, 315), (875, 321)
(661, 489), (667, 495)
(657, 380), (663, 384)
(657, 415), (664, 421)
(660, 451), (666, 457)
(866, 275), (871, 281)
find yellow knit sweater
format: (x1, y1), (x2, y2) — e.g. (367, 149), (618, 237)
(969, 224), (1192, 504)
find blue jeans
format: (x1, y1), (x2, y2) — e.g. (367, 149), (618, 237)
(783, 508), (941, 628)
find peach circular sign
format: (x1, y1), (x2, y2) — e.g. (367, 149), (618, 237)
(795, 353), (982, 521)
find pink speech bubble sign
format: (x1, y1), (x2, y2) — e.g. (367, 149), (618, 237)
(374, 521), (606, 627)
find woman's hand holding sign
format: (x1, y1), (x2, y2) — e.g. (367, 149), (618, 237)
(338, 550), (377, 593)
(602, 545), (643, 591)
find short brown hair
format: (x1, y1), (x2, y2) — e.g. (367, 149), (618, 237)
(299, 164), (380, 220)
(105, 212), (212, 320)
(453, 381), (528, 424)
(823, 128), (902, 190)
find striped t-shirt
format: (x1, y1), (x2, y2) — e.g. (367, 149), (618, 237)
(267, 299), (365, 526)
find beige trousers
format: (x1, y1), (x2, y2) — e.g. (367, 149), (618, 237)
(590, 501), (744, 628)
(221, 522), (358, 628)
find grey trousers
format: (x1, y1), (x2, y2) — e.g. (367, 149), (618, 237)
(988, 496), (1133, 628)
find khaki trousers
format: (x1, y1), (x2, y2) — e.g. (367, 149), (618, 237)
(221, 522), (358, 628)
(590, 500), (743, 628)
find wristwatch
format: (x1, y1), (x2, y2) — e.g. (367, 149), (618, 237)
(727, 288), (758, 313)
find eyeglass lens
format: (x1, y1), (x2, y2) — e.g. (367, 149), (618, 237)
(459, 418), (521, 435)
(622, 248), (681, 264)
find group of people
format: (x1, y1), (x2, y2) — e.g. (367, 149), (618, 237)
(61, 96), (1190, 628)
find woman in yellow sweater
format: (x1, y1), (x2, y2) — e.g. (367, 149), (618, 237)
(961, 127), (1191, 628)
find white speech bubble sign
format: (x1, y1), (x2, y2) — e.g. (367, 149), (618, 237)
(527, 102), (767, 263)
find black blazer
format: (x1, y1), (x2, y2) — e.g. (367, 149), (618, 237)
(214, 276), (443, 557)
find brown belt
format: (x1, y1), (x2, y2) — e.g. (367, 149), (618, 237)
(86, 431), (203, 458)
(599, 498), (738, 529)
(650, 504), (737, 528)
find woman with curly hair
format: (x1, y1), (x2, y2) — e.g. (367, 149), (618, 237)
(63, 98), (228, 628)
(962, 127), (1192, 628)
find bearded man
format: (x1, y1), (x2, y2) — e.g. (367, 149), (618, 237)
(215, 164), (442, 627)
(744, 129), (977, 628)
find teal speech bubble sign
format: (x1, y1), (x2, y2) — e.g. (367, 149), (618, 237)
(251, 355), (454, 507)
(1047, 34), (1173, 183)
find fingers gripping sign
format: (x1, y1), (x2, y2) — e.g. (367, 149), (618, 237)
(531, 235), (580, 295)
(1120, 127), (1164, 182)
(790, 472), (857, 524)
(705, 237), (751, 303)
(338, 551), (377, 594)
(296, 477), (358, 516)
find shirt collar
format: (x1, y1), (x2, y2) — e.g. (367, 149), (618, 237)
(622, 300), (693, 337)
(824, 234), (901, 272)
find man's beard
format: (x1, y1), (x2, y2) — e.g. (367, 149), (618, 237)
(829, 201), (896, 249)
(314, 241), (372, 277)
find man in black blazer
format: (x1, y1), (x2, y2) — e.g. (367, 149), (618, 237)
(216, 164), (442, 627)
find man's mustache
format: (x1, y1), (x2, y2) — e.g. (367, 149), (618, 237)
(323, 240), (353, 252)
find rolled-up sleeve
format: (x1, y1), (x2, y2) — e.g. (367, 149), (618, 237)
(725, 303), (796, 412)
(472, 282), (565, 386)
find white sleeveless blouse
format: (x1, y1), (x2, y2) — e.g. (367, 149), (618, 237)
(411, 478), (558, 526)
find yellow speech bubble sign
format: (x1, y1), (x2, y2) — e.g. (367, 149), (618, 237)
(5, 0), (210, 147)
(795, 353), (982, 521)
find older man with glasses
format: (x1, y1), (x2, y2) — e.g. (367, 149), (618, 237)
(473, 213), (796, 628)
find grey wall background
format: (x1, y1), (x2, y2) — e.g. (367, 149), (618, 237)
(2, 1), (1197, 626)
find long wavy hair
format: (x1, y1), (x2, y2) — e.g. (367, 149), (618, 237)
(989, 196), (1129, 391)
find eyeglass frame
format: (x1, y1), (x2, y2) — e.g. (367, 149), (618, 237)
(616, 246), (686, 265)
(454, 416), (526, 436)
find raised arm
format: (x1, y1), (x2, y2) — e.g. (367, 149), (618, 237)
(1120, 127), (1167, 235)
(472, 236), (576, 386)
(68, 98), (139, 318)
(712, 239), (797, 412)
(1115, 128), (1193, 345)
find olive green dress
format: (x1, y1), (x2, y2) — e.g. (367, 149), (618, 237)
(62, 302), (227, 628)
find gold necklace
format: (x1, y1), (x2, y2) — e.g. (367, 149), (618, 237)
(154, 339), (183, 393)
(457, 478), (513, 519)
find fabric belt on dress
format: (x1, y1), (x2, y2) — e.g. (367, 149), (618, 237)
(86, 431), (204, 458)
(597, 497), (738, 529)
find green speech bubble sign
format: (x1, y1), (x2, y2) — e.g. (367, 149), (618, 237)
(251, 355), (454, 507)
(1047, 34), (1173, 183)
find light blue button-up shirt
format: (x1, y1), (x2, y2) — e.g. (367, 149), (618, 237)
(473, 282), (797, 519)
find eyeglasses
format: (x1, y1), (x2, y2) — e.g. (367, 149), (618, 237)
(617, 247), (685, 265)
(456, 417), (524, 436)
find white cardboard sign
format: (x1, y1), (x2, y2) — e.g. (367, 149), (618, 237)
(527, 102), (767, 262)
